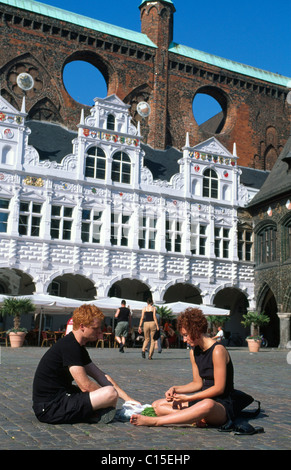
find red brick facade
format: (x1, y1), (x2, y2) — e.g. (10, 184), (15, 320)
(0, 0), (289, 169)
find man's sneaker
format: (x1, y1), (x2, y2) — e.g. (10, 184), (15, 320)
(90, 407), (116, 424)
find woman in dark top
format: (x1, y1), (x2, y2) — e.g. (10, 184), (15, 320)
(138, 298), (159, 360)
(131, 307), (235, 427)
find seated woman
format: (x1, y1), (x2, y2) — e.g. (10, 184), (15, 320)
(130, 307), (236, 427)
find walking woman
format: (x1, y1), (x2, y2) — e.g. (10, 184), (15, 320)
(138, 299), (159, 360)
(131, 307), (236, 426)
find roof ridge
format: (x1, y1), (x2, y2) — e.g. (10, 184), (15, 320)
(169, 41), (291, 87)
(0, 0), (157, 47)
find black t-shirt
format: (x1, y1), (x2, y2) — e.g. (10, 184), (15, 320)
(117, 306), (130, 322)
(32, 332), (91, 403)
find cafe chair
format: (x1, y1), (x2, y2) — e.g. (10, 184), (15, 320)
(0, 331), (8, 347)
(41, 331), (55, 347)
(96, 332), (112, 348)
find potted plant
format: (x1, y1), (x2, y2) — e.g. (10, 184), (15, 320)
(241, 311), (270, 352)
(207, 315), (228, 335)
(155, 305), (174, 324)
(1, 297), (36, 347)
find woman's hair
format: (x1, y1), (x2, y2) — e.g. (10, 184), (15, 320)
(177, 308), (208, 341)
(147, 298), (153, 305)
(73, 304), (104, 330)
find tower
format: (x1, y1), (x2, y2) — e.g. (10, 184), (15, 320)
(139, 1), (176, 150)
(139, 0), (175, 47)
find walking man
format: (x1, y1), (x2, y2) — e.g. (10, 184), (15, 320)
(114, 300), (131, 353)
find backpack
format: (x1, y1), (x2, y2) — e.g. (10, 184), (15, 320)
(218, 389), (264, 435)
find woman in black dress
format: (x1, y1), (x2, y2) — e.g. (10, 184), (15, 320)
(131, 307), (235, 427)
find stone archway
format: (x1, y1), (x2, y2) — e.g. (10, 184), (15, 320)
(47, 273), (96, 300)
(257, 284), (280, 347)
(0, 268), (35, 295)
(108, 278), (151, 302)
(213, 287), (249, 341)
(163, 283), (202, 304)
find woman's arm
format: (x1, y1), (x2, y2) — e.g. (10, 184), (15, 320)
(173, 345), (228, 405)
(165, 349), (203, 400)
(138, 309), (145, 332)
(105, 374), (140, 404)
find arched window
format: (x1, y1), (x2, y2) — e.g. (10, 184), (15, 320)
(85, 147), (106, 180)
(203, 168), (218, 198)
(107, 114), (115, 130)
(111, 152), (131, 184)
(256, 224), (277, 264)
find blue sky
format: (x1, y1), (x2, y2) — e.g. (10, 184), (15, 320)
(36, 0), (291, 124)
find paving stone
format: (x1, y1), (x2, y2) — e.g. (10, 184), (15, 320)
(0, 346), (290, 454)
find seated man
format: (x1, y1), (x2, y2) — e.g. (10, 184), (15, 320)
(32, 304), (139, 424)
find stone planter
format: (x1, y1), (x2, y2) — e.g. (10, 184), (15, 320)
(246, 338), (262, 353)
(9, 331), (26, 348)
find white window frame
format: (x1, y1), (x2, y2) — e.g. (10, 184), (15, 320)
(139, 214), (157, 250)
(215, 226), (230, 258)
(166, 216), (183, 253)
(111, 152), (131, 184)
(18, 200), (42, 237)
(51, 205), (74, 240)
(190, 220), (207, 256)
(111, 212), (131, 247)
(203, 168), (218, 199)
(85, 146), (106, 180)
(81, 209), (103, 243)
(0, 198), (10, 233)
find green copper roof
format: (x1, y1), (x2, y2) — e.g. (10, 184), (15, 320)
(169, 42), (290, 87)
(0, 0), (157, 48)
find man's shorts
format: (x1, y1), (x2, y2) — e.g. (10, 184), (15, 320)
(33, 390), (94, 424)
(115, 321), (129, 338)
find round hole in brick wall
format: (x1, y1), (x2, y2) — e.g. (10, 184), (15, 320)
(193, 94), (222, 125)
(63, 61), (107, 105)
(193, 87), (227, 134)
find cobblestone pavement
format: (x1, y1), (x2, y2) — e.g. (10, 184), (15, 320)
(0, 345), (290, 455)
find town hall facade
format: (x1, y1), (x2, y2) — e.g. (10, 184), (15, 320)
(0, 93), (258, 338)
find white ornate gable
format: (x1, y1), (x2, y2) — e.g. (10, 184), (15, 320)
(94, 94), (130, 111)
(192, 137), (234, 158)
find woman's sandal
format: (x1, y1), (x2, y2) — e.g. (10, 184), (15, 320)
(233, 423), (264, 435)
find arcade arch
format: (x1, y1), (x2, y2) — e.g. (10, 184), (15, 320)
(47, 273), (96, 300)
(212, 287), (249, 339)
(108, 278), (151, 302)
(0, 268), (35, 295)
(163, 283), (202, 304)
(256, 283), (279, 347)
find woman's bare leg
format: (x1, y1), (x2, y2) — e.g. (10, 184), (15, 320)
(152, 398), (179, 416)
(130, 398), (227, 427)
